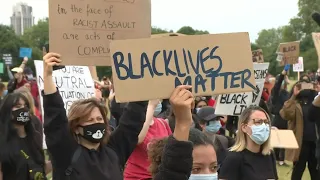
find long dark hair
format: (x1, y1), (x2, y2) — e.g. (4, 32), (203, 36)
(0, 93), (44, 166)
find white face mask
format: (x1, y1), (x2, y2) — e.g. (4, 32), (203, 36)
(189, 173), (218, 180)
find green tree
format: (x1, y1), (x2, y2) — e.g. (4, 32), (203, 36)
(0, 25), (23, 81)
(177, 26), (209, 35)
(151, 26), (172, 34)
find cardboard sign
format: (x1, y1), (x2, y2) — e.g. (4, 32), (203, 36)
(49, 0), (151, 66)
(278, 41), (300, 65)
(270, 129), (299, 149)
(312, 32), (320, 67)
(34, 60), (95, 114)
(0, 63), (3, 74)
(19, 47), (32, 58)
(293, 57), (304, 72)
(2, 54), (12, 65)
(110, 32), (256, 102)
(215, 63), (269, 116)
(252, 49), (264, 63)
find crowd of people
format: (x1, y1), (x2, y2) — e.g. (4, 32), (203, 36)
(0, 52), (320, 180)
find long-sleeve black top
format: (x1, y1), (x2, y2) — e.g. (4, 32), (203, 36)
(43, 90), (147, 180)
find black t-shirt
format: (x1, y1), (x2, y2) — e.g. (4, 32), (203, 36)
(219, 149), (278, 180)
(1, 138), (46, 180)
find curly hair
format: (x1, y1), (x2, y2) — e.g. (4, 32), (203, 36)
(147, 137), (169, 177)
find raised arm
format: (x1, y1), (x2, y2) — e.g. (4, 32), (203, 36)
(271, 65), (289, 103)
(138, 100), (159, 144)
(42, 52), (76, 169)
(154, 85), (194, 180)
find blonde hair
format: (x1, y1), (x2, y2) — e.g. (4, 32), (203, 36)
(230, 106), (272, 155)
(14, 87), (36, 115)
(67, 98), (110, 144)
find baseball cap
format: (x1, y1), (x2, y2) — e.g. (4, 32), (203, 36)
(196, 106), (222, 121)
(11, 67), (23, 73)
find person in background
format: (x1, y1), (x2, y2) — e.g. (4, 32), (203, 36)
(280, 81), (318, 180)
(7, 57), (28, 93)
(100, 76), (111, 100)
(308, 89), (320, 177)
(194, 96), (208, 113)
(23, 67), (40, 106)
(226, 116), (239, 138)
(42, 52), (148, 179)
(269, 64), (290, 166)
(219, 106), (278, 180)
(0, 82), (7, 103)
(197, 106), (235, 166)
(206, 96), (216, 107)
(124, 99), (172, 180)
(6, 65), (14, 80)
(0, 92), (51, 179)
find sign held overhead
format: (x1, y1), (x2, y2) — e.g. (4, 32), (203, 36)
(110, 32), (256, 102)
(49, 0), (151, 66)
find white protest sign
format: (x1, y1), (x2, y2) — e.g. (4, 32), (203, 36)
(215, 63), (269, 116)
(34, 60), (95, 149)
(293, 57), (304, 72)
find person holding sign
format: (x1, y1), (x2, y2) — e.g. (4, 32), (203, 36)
(42, 52), (148, 180)
(219, 106), (278, 180)
(280, 80), (319, 180)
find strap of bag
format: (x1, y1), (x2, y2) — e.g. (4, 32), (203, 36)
(65, 146), (82, 178)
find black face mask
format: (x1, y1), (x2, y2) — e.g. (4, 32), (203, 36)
(12, 107), (30, 125)
(80, 123), (106, 144)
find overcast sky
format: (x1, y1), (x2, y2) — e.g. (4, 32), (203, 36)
(0, 0), (299, 42)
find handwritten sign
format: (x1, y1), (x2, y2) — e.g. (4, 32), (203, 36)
(278, 41), (300, 65)
(19, 47), (32, 58)
(2, 54), (12, 65)
(49, 0), (151, 66)
(252, 49), (264, 63)
(293, 57), (304, 72)
(34, 60), (95, 114)
(215, 63), (269, 116)
(110, 32), (256, 102)
(312, 32), (320, 67)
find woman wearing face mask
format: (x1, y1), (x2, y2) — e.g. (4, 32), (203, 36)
(280, 81), (318, 180)
(124, 99), (172, 180)
(0, 92), (49, 180)
(42, 53), (148, 180)
(197, 106), (235, 166)
(219, 106), (278, 180)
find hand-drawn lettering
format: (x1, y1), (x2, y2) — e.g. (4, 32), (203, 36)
(70, 4), (82, 13)
(63, 33), (79, 40)
(254, 69), (268, 80)
(233, 104), (247, 115)
(252, 85), (260, 103)
(58, 4), (67, 14)
(85, 32), (101, 40)
(77, 46), (110, 56)
(283, 46), (296, 52)
(73, 18), (98, 28)
(113, 46), (255, 94)
(220, 93), (247, 104)
(86, 4), (102, 16)
(100, 20), (136, 29)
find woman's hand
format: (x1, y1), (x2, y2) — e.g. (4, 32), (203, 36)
(108, 89), (116, 101)
(43, 52), (61, 78)
(170, 85), (194, 141)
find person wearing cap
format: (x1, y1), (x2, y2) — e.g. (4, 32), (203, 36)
(197, 106), (235, 166)
(7, 57), (28, 94)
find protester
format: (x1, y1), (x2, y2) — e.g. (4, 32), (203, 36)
(219, 106), (278, 179)
(308, 91), (320, 177)
(226, 116), (238, 138)
(269, 65), (290, 166)
(7, 58), (28, 93)
(100, 76), (111, 100)
(280, 81), (318, 180)
(0, 92), (50, 179)
(197, 106), (235, 166)
(124, 99), (172, 180)
(42, 52), (149, 179)
(23, 67), (40, 105)
(149, 85), (219, 180)
(14, 87), (42, 123)
(194, 96), (208, 113)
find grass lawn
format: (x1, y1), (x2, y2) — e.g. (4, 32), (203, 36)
(277, 163), (310, 180)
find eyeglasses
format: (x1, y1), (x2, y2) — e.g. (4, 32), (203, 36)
(195, 96), (206, 101)
(251, 119), (270, 126)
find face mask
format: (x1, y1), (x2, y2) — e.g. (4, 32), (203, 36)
(26, 74), (34, 80)
(12, 107), (30, 125)
(189, 173), (218, 180)
(153, 103), (162, 117)
(2, 90), (8, 97)
(80, 123), (106, 143)
(249, 123), (270, 145)
(205, 120), (221, 134)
